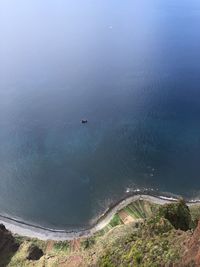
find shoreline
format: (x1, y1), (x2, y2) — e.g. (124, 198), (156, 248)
(0, 194), (199, 241)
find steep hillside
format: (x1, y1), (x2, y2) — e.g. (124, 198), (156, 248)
(1, 199), (200, 267)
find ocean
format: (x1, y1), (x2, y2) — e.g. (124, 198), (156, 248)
(0, 0), (200, 229)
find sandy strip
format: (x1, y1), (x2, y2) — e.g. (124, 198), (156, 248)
(0, 194), (198, 241)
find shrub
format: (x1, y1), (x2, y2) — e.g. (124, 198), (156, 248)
(145, 216), (173, 235)
(158, 199), (191, 231)
(81, 237), (95, 249)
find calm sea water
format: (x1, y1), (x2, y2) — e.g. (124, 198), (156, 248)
(1, 0), (200, 229)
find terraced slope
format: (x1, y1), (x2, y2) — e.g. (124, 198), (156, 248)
(2, 199), (200, 267)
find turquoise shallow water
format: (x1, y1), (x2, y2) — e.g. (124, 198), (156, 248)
(1, 0), (200, 229)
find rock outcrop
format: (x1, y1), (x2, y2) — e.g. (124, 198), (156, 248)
(26, 244), (44, 261)
(0, 223), (20, 266)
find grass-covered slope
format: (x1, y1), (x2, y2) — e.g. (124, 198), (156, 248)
(94, 200), (191, 267)
(1, 199), (200, 267)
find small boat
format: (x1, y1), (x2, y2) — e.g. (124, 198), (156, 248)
(81, 119), (88, 124)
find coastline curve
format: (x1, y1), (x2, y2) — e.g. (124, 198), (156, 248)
(0, 194), (199, 241)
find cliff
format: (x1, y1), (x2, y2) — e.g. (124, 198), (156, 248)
(0, 224), (19, 267)
(1, 200), (200, 267)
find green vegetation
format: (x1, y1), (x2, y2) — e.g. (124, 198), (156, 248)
(109, 214), (123, 227)
(81, 237), (96, 249)
(2, 199), (200, 267)
(124, 200), (159, 219)
(97, 218), (180, 267)
(159, 199), (192, 231)
(189, 204), (200, 228)
(53, 241), (70, 252)
(95, 200), (196, 267)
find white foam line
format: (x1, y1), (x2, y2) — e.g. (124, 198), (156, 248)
(0, 195), (180, 241)
(0, 194), (198, 241)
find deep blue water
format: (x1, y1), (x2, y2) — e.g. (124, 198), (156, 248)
(1, 0), (200, 229)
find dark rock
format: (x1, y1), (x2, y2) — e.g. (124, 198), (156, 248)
(27, 245), (43, 261)
(11, 242), (20, 252)
(0, 224), (19, 252)
(0, 224), (20, 266)
(0, 224), (6, 231)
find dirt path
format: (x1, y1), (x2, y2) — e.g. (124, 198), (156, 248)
(46, 240), (54, 253)
(70, 239), (81, 252)
(59, 255), (84, 267)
